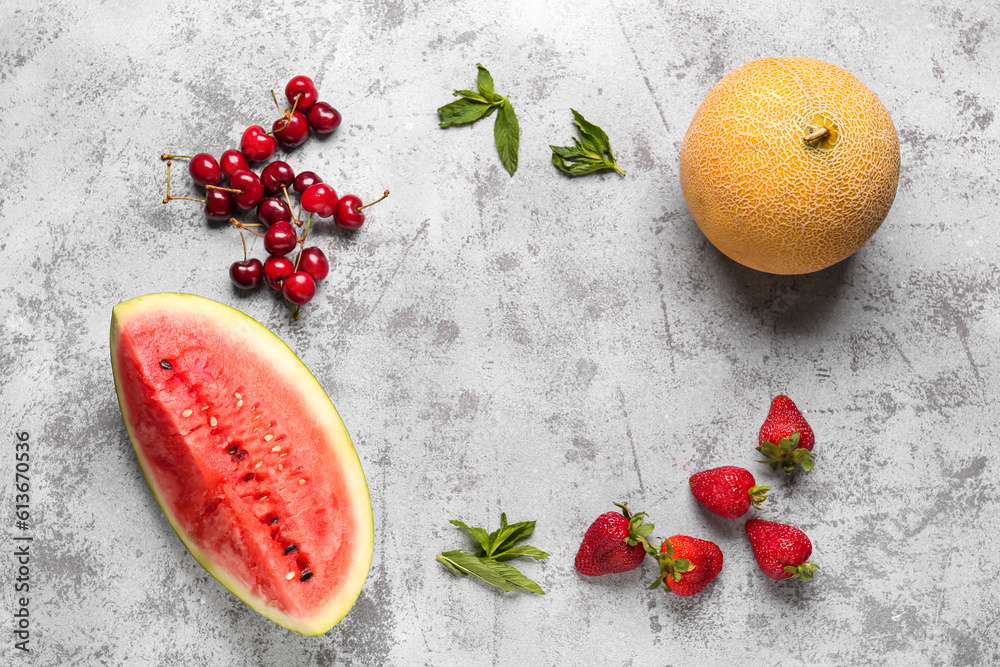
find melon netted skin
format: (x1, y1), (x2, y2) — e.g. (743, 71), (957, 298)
(110, 293), (373, 635)
(679, 57), (900, 275)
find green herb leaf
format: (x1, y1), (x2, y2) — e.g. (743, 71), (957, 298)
(549, 109), (625, 177)
(449, 519), (491, 552)
(493, 545), (550, 561)
(476, 63), (495, 100)
(494, 99), (520, 176)
(438, 98), (494, 128)
(453, 89), (490, 103)
(438, 513), (547, 594)
(437, 551), (517, 591)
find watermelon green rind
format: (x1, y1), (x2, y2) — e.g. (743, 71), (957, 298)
(110, 293), (374, 636)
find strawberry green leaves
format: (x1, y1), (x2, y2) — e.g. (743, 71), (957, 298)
(437, 513), (549, 594)
(756, 431), (815, 474)
(550, 109), (625, 177)
(438, 64), (520, 176)
(644, 538), (691, 590)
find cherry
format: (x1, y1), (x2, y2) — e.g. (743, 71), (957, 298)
(264, 221), (298, 256)
(333, 195), (364, 230)
(204, 189), (234, 221)
(298, 247), (329, 282)
(260, 161), (295, 195)
(189, 153), (222, 186)
(230, 258), (263, 289)
(263, 255), (295, 290)
(241, 125), (278, 162)
(293, 171), (323, 194)
(219, 150), (249, 180)
(308, 102), (342, 134)
(285, 76), (318, 113)
(257, 197), (292, 227)
(301, 183), (338, 218)
(333, 190), (388, 231)
(272, 111), (310, 148)
(229, 170), (264, 209)
(282, 272), (316, 306)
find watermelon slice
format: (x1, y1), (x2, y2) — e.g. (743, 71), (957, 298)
(110, 293), (373, 635)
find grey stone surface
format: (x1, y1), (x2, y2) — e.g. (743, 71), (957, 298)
(2, 0), (999, 664)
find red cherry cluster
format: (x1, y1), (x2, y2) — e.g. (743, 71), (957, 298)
(161, 75), (388, 319)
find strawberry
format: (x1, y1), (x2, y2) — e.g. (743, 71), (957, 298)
(647, 535), (723, 596)
(745, 518), (819, 581)
(689, 466), (770, 519)
(574, 502), (653, 576)
(757, 394), (816, 474)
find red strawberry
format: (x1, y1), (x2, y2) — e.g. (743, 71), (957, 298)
(689, 466), (770, 519)
(757, 395), (816, 474)
(648, 535), (723, 596)
(574, 502), (653, 576)
(745, 518), (819, 581)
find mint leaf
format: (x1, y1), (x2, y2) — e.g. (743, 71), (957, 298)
(438, 98), (494, 128)
(491, 560), (545, 595)
(439, 64), (518, 175)
(494, 99), (519, 176)
(438, 513), (547, 594)
(453, 89), (490, 103)
(476, 63), (495, 100)
(437, 551), (516, 592)
(549, 109), (624, 177)
(493, 545), (550, 561)
(449, 519), (491, 552)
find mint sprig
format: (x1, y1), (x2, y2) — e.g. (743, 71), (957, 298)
(550, 109), (625, 177)
(438, 64), (520, 176)
(436, 512), (549, 594)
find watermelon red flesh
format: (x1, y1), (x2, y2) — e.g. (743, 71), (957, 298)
(111, 294), (372, 635)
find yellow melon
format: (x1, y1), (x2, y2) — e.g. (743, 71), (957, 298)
(679, 57), (900, 275)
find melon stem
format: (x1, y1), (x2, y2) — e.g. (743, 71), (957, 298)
(803, 126), (830, 143)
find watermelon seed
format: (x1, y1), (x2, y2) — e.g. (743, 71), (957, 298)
(237, 400), (244, 407)
(298, 479), (307, 485)
(279, 453), (288, 458)
(243, 473), (255, 481)
(300, 570), (313, 582)
(227, 446), (239, 455)
(278, 464), (284, 471)
(182, 409), (193, 417)
(270, 516), (279, 524)
(264, 434), (274, 442)
(235, 392), (242, 399)
(253, 414), (262, 421)
(253, 427), (259, 433)
(236, 451), (248, 459)
(285, 572), (295, 580)
(272, 445), (282, 452)
(159, 360), (173, 370)
(254, 461), (263, 469)
(210, 416), (218, 427)
(284, 544), (298, 554)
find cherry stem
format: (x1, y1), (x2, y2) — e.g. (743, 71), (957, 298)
(206, 184), (243, 194)
(230, 219), (265, 239)
(270, 90), (284, 116)
(236, 225), (249, 263)
(161, 153), (192, 160)
(267, 92), (301, 135)
(162, 160), (207, 204)
(281, 185), (302, 227)
(358, 190), (390, 211)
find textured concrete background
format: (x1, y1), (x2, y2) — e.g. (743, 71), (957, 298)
(2, 0), (999, 665)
